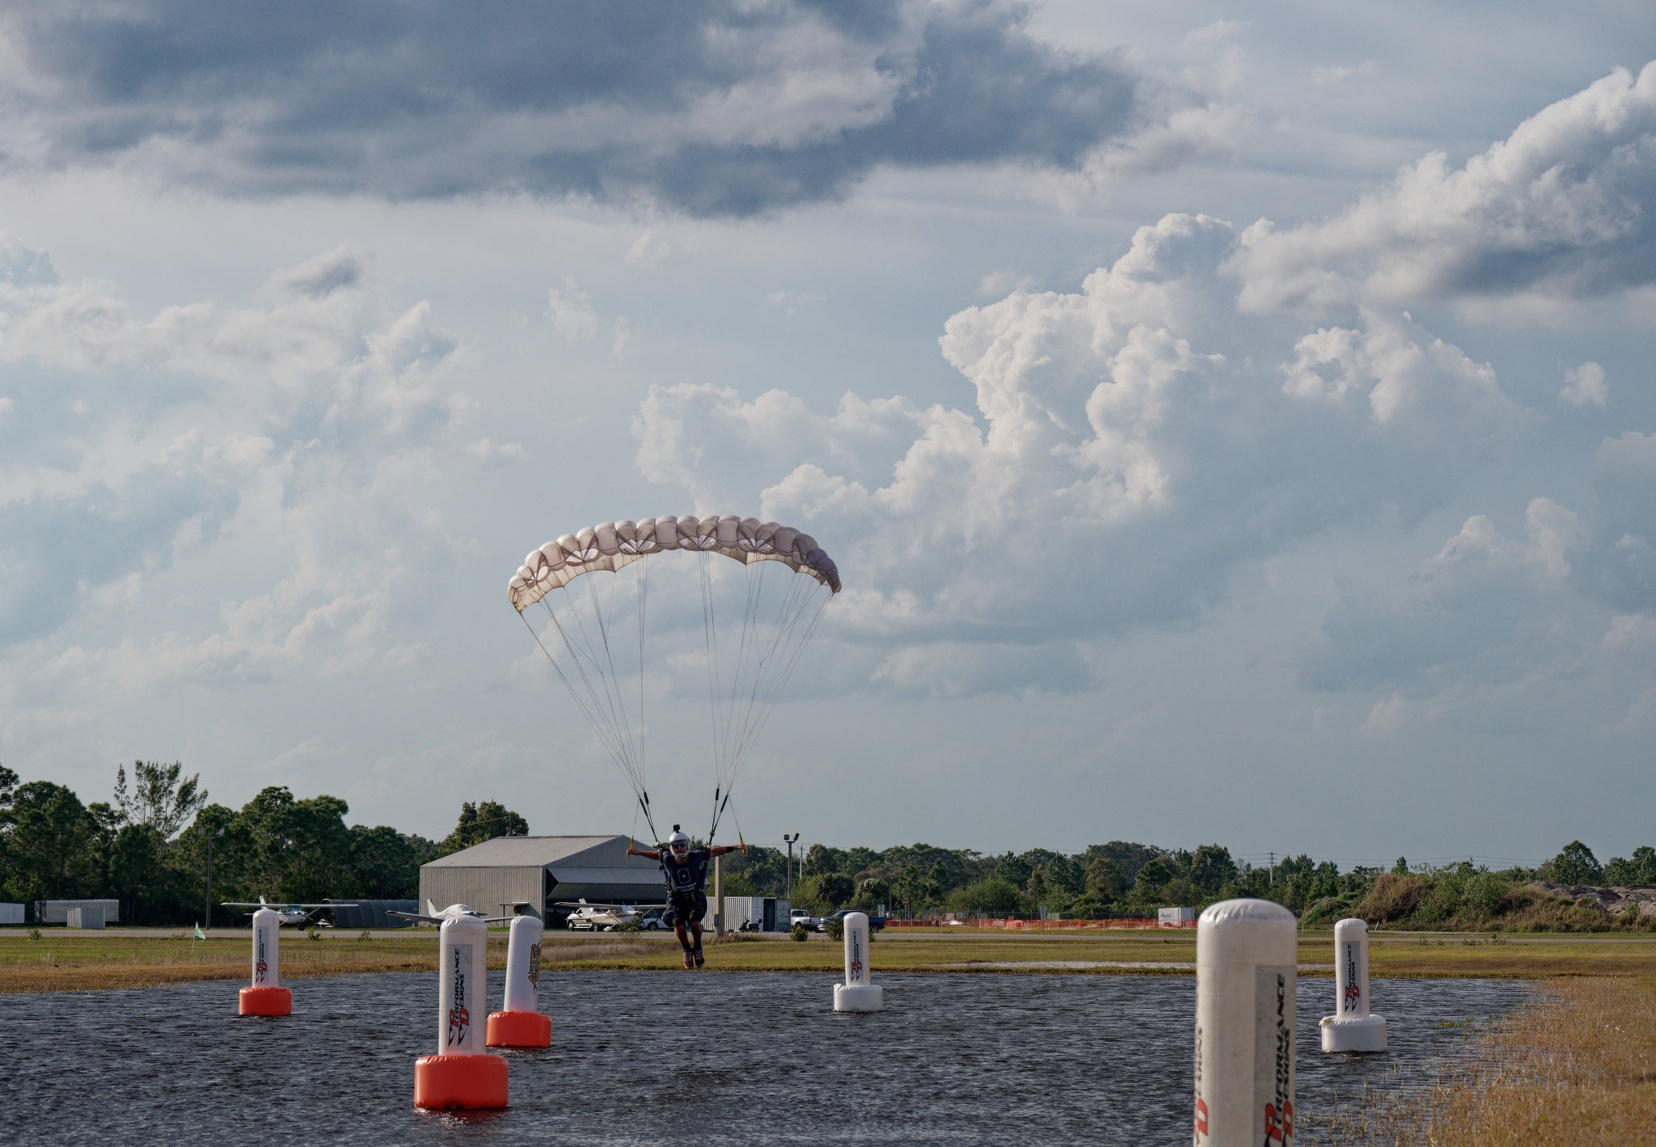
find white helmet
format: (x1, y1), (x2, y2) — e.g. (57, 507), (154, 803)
(667, 827), (691, 859)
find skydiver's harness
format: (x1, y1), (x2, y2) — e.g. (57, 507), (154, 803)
(660, 848), (711, 933)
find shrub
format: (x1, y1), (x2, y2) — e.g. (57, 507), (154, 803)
(1356, 873), (1428, 924)
(824, 917), (844, 941)
(789, 923), (810, 942)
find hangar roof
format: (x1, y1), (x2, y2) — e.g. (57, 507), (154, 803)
(422, 834), (649, 870)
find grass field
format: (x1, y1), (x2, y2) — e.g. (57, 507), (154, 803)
(4, 924), (1654, 993)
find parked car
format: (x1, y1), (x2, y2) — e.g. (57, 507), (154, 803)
(788, 909), (822, 932)
(824, 909), (886, 932)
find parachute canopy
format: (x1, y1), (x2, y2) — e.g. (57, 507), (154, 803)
(510, 514), (839, 844)
(510, 515), (840, 613)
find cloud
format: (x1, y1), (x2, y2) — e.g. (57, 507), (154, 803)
(1236, 62), (1656, 312)
(0, 0), (1159, 217)
(633, 212), (1524, 682)
(1300, 502), (1595, 694)
(0, 235), (468, 658)
(1582, 431), (1656, 612)
(1559, 360), (1607, 408)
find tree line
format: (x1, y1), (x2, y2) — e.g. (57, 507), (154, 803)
(0, 762), (528, 926)
(3, 763), (1652, 931)
(723, 837), (1656, 932)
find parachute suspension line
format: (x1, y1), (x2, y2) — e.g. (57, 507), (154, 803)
(727, 578), (830, 775)
(698, 549), (726, 826)
(548, 587), (636, 783)
(636, 555), (649, 814)
(520, 609), (636, 799)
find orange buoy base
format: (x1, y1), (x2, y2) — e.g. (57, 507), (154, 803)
(414, 1053), (509, 1110)
(238, 986), (292, 1016)
(486, 1009), (552, 1048)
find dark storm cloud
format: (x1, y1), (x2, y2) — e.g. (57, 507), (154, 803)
(3, 0), (1142, 216)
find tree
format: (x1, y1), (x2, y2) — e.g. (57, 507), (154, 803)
(8, 781), (100, 910)
(1602, 846), (1655, 886)
(1541, 841), (1603, 886)
(1085, 857), (1124, 901)
(349, 824), (430, 899)
(797, 872), (854, 910)
(1131, 858), (1172, 900)
(1190, 844), (1238, 896)
(113, 761), (208, 840)
(432, 801), (529, 857)
(951, 877), (1024, 917)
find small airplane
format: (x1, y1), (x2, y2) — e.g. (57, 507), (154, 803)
(387, 899), (519, 925)
(222, 896), (358, 928)
(557, 899), (667, 932)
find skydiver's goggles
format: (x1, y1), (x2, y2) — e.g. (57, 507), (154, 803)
(670, 841), (691, 857)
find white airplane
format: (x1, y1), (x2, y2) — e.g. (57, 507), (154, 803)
(222, 896), (358, 928)
(558, 899), (667, 931)
(387, 899), (518, 925)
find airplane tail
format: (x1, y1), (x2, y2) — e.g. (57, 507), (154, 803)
(426, 898), (440, 917)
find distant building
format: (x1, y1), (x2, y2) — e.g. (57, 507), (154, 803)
(329, 900), (419, 929)
(37, 899), (120, 926)
(419, 835), (665, 923)
(1158, 906), (1195, 928)
(0, 903), (24, 925)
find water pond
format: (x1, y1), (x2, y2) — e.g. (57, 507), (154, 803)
(4, 971), (1528, 1145)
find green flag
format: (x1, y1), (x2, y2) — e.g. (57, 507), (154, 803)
(195, 924), (206, 941)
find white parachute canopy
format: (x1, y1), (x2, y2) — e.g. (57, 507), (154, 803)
(509, 515), (840, 843)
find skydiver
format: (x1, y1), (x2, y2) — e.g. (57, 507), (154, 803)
(627, 827), (747, 968)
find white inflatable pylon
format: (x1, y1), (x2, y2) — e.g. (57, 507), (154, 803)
(1194, 898), (1297, 1147)
(1320, 917), (1387, 1053)
(832, 911), (883, 1012)
(238, 907), (292, 1016)
(487, 914), (551, 1048)
(413, 914), (509, 1109)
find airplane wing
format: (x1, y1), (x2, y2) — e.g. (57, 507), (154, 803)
(387, 910), (445, 924)
(552, 900), (666, 911)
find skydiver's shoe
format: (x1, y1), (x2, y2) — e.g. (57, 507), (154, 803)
(683, 950), (695, 969)
(693, 947), (705, 968)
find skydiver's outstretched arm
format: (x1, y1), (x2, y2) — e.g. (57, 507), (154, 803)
(708, 843), (748, 858)
(627, 844), (662, 860)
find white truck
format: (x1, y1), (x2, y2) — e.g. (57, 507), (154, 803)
(789, 908), (821, 932)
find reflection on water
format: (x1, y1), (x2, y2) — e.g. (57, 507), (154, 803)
(4, 970), (1527, 1145)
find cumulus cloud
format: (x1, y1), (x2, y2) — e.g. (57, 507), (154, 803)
(0, 234), (467, 659)
(633, 212), (1525, 689)
(0, 0), (1162, 217)
(1559, 360), (1607, 408)
(1582, 431), (1656, 612)
(1236, 62), (1656, 311)
(1301, 502), (1595, 694)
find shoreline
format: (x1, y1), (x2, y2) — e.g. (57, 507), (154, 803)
(6, 926), (1654, 993)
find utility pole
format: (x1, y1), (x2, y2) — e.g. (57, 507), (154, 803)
(783, 833), (800, 902)
(1267, 851), (1275, 886)
(198, 825), (224, 929)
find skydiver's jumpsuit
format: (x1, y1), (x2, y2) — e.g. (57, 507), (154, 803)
(661, 849), (711, 939)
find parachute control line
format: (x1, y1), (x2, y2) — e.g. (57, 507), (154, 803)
(414, 914), (508, 1110)
(487, 914), (551, 1048)
(238, 907), (291, 1017)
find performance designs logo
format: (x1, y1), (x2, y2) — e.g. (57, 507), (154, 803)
(1342, 945), (1360, 1012)
(446, 951), (469, 1047)
(255, 934), (268, 984)
(528, 941), (542, 988)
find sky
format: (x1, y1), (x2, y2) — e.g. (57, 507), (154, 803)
(1, 1), (1654, 867)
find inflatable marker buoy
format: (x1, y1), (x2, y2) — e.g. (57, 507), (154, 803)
(414, 914), (508, 1110)
(487, 915), (551, 1048)
(832, 912), (883, 1013)
(1320, 918), (1387, 1053)
(238, 907), (292, 1017)
(1194, 899), (1296, 1147)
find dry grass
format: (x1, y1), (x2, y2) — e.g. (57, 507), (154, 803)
(1323, 976), (1656, 1144)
